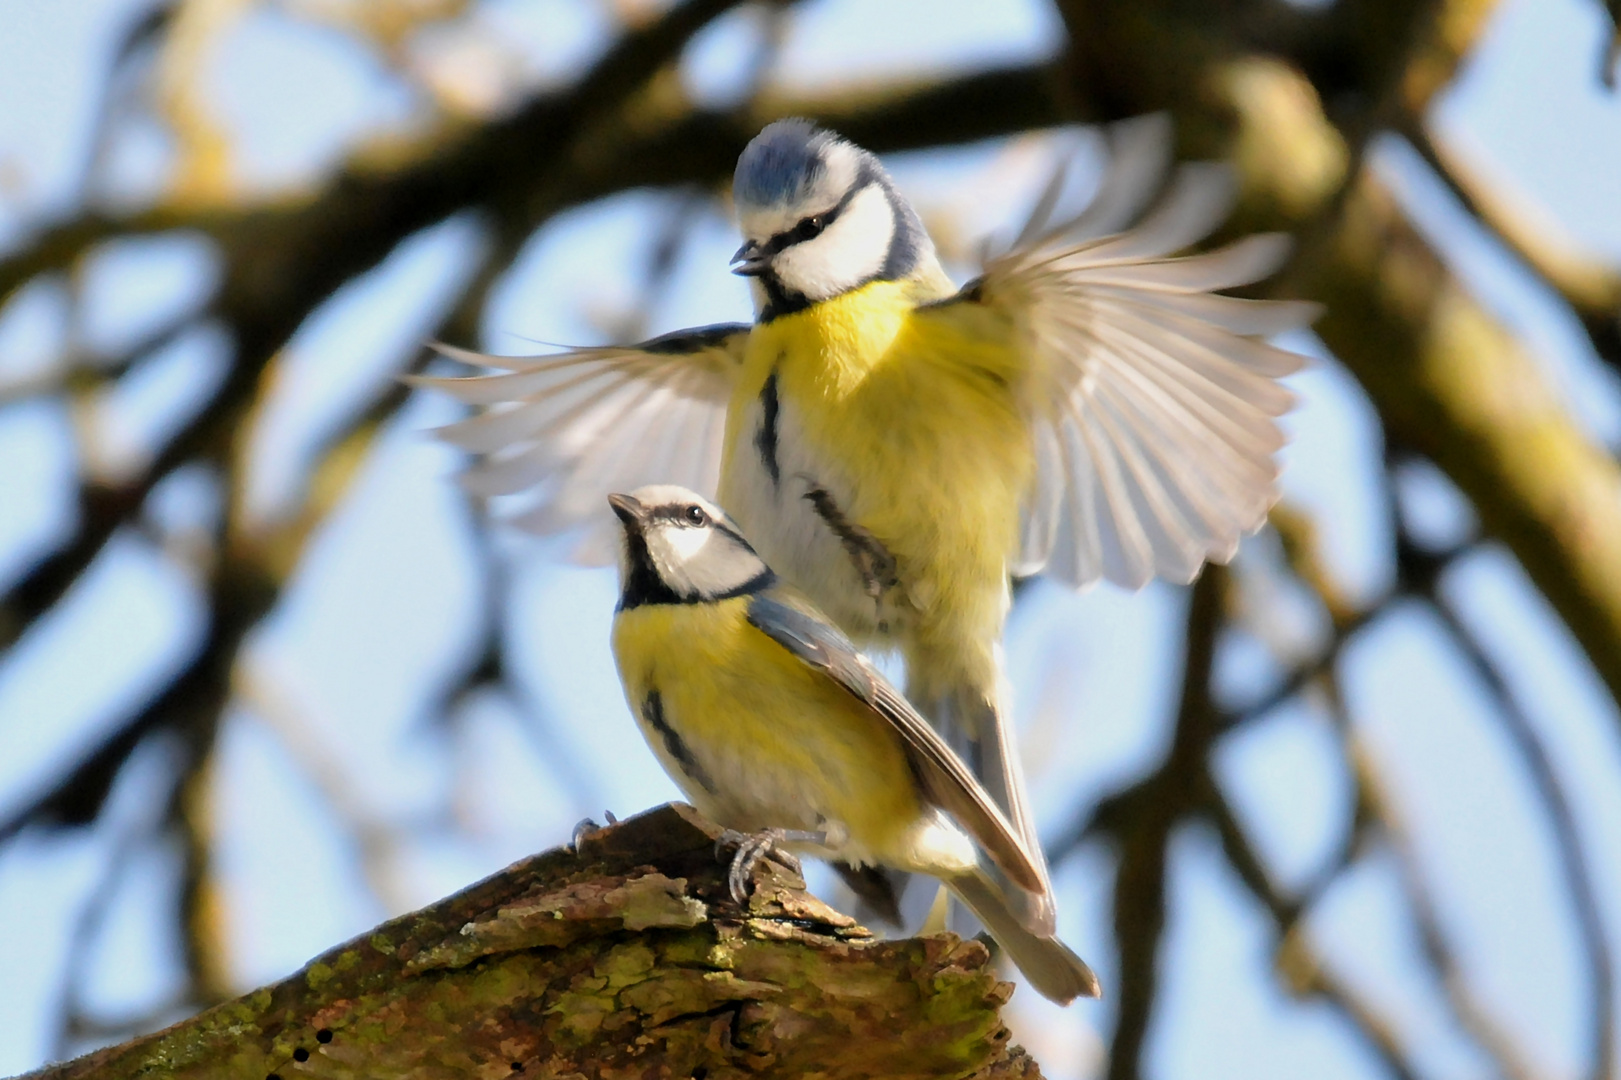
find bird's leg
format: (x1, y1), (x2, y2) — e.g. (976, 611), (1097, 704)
(715, 827), (825, 905)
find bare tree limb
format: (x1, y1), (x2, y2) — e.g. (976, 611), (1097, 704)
(20, 804), (1043, 1080)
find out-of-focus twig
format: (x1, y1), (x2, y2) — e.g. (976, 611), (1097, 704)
(0, 303), (213, 408)
(237, 668), (424, 915)
(1206, 775), (1424, 1080)
(1278, 930), (1424, 1080)
(1424, 576), (1615, 1080)
(1399, 117), (1621, 377)
(1219, 458), (1550, 1080)
(52, 808), (177, 1057)
(1326, 664), (1546, 1080)
(1597, 0), (1621, 87)
(1093, 570), (1225, 1080)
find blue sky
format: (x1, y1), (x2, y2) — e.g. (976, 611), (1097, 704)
(2, 0), (1620, 1077)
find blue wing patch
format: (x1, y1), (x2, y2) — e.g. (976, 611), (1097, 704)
(640, 322), (752, 356)
(745, 593), (876, 703)
(744, 591), (1044, 897)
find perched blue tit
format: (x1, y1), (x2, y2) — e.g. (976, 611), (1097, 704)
(418, 116), (1312, 918)
(604, 484), (1099, 1004)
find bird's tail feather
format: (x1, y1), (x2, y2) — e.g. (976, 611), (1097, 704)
(830, 860), (906, 928)
(948, 868), (1100, 1004)
(915, 671), (1056, 934)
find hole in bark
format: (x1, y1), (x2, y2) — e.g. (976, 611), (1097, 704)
(293, 1048), (310, 1062)
(316, 1029), (333, 1043)
(510, 1063), (525, 1073)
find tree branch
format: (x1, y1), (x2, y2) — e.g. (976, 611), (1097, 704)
(1398, 116), (1621, 377)
(21, 804), (1043, 1080)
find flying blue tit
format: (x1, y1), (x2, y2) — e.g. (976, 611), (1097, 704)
(417, 116), (1312, 917)
(604, 484), (1099, 1004)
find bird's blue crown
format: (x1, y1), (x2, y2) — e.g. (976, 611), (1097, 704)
(733, 119), (843, 209)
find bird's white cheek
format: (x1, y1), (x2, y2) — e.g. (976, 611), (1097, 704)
(773, 185), (895, 302)
(665, 526), (713, 564)
(649, 526), (759, 597)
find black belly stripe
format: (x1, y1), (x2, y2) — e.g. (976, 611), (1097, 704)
(642, 690), (716, 794)
(754, 368), (782, 486)
(802, 485), (900, 602)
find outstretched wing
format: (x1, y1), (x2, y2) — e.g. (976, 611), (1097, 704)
(744, 591), (1048, 911)
(411, 324), (750, 563)
(925, 115), (1316, 589)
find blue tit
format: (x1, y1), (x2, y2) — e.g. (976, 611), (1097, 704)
(603, 484), (1099, 1004)
(418, 115), (1312, 918)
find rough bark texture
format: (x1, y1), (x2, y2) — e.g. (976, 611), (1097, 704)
(20, 804), (1040, 1080)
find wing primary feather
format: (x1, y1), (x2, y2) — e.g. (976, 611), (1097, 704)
(1077, 382), (1205, 580)
(538, 382), (686, 526)
(1011, 158), (1071, 251)
(1060, 388), (1155, 588)
(1074, 161), (1236, 263)
(412, 349), (646, 404)
(1114, 301), (1308, 380)
(1066, 233), (1293, 292)
(460, 445), (558, 497)
(1088, 371), (1255, 567)
(1036, 114), (1172, 246)
(1099, 389), (1213, 571)
(1091, 287), (1320, 337)
(412, 326), (742, 542)
(1085, 344), (1277, 515)
(432, 366), (640, 452)
(1014, 422), (1066, 575)
(1082, 341), (1281, 537)
(1098, 302), (1300, 413)
(1056, 418), (1105, 584)
(1085, 315), (1290, 458)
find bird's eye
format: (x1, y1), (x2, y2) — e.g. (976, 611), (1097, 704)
(797, 214), (826, 242)
(684, 505), (708, 526)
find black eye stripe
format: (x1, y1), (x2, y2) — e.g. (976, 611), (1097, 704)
(760, 214), (829, 258)
(759, 174), (873, 256)
(648, 504), (711, 527)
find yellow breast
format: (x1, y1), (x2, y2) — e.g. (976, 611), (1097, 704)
(721, 281), (1035, 647)
(610, 597), (925, 853)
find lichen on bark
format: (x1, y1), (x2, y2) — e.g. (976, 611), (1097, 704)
(22, 804), (1041, 1080)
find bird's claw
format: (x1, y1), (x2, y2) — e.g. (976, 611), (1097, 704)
(715, 828), (810, 906)
(570, 810), (619, 853)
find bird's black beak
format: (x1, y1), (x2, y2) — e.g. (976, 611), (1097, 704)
(607, 492), (645, 529)
(730, 240), (769, 277)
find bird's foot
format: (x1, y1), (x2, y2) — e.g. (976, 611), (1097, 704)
(570, 810), (619, 853)
(715, 828), (822, 905)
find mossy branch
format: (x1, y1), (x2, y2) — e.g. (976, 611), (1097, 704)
(20, 804), (1041, 1080)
